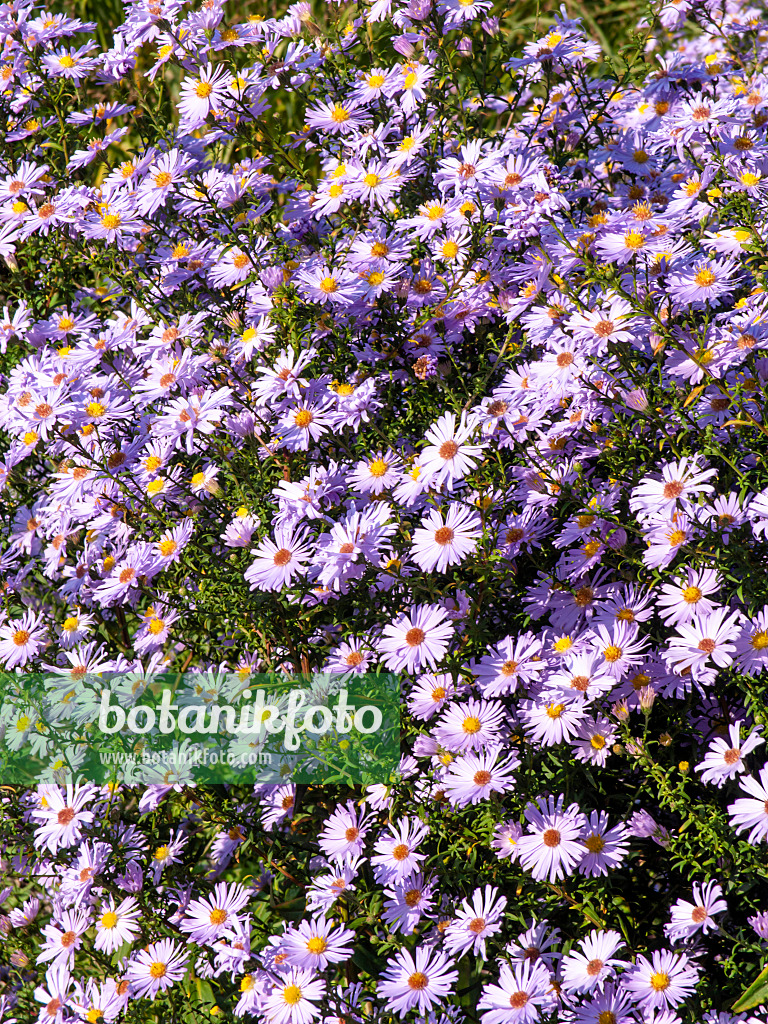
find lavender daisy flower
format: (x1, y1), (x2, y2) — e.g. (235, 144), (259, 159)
(734, 608), (768, 676)
(664, 606), (742, 680)
(696, 720), (764, 787)
(444, 885), (507, 959)
(371, 816), (429, 884)
(420, 411), (484, 489)
(491, 821), (524, 861)
(665, 881), (727, 942)
(378, 947), (458, 1014)
(125, 938), (189, 1000)
(317, 801), (371, 862)
(433, 697), (506, 752)
(474, 632), (545, 696)
(244, 526), (312, 592)
(179, 882), (250, 945)
(623, 949), (698, 1010)
(571, 982), (635, 1024)
(443, 748), (519, 807)
(264, 969), (326, 1024)
(478, 959), (553, 1024)
(656, 566), (721, 627)
(517, 795), (587, 883)
(0, 609), (47, 668)
(378, 603), (454, 673)
(283, 917), (354, 969)
(577, 811), (630, 876)
(382, 873), (436, 934)
(728, 766), (768, 844)
(630, 457), (717, 520)
(31, 784), (96, 854)
(521, 695), (586, 746)
(561, 929), (628, 994)
(411, 502), (482, 572)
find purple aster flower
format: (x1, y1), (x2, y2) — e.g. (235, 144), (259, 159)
(433, 690), (507, 747)
(478, 959), (553, 1024)
(517, 795), (587, 883)
(244, 525), (313, 592)
(560, 929), (628, 994)
(665, 881), (727, 942)
(378, 947), (458, 1014)
(728, 765), (768, 844)
(283, 917), (354, 970)
(578, 811), (629, 877)
(442, 748), (519, 807)
(696, 720), (764, 787)
(444, 884), (507, 960)
(411, 501), (482, 572)
(378, 603), (454, 673)
(623, 949), (698, 1010)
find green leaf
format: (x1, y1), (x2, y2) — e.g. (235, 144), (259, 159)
(733, 965), (768, 1012)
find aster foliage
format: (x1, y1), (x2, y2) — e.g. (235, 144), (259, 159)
(3, 0), (768, 1022)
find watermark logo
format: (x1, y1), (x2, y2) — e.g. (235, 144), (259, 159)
(0, 672), (400, 786)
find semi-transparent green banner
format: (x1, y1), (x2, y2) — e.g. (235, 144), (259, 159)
(0, 671), (401, 786)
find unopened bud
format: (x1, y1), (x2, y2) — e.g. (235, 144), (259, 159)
(639, 685), (657, 713)
(623, 388), (648, 412)
(612, 699), (629, 722)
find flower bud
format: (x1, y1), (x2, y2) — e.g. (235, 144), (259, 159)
(623, 388), (649, 412)
(639, 685), (656, 713)
(612, 699), (629, 722)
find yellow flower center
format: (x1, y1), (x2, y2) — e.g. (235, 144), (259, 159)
(694, 268), (716, 287)
(624, 230), (645, 250)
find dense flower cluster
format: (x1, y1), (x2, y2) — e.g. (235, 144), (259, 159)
(3, 0), (768, 1020)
